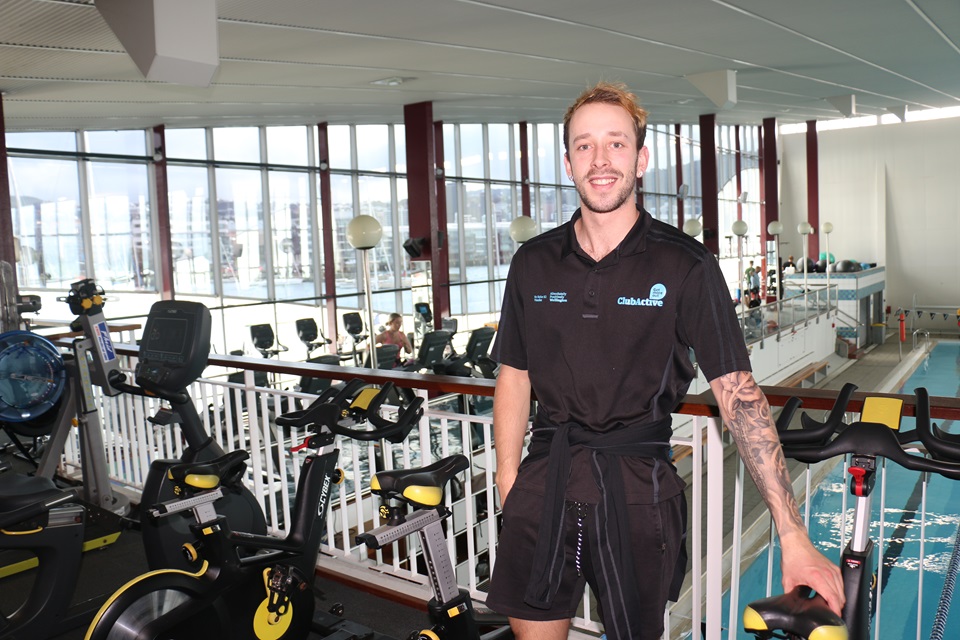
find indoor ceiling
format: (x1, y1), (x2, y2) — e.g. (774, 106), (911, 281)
(1, 0), (959, 132)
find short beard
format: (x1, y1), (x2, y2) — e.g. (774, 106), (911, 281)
(575, 171), (637, 214)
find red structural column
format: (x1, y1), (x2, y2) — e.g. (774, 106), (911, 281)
(152, 125), (175, 300)
(806, 120), (820, 260)
(761, 118), (779, 244)
(735, 125), (743, 221)
(432, 120), (450, 324)
(519, 121), (531, 217)
(674, 124), (684, 228)
(0, 95), (17, 297)
(317, 123), (338, 349)
(404, 102), (447, 327)
(699, 114), (719, 256)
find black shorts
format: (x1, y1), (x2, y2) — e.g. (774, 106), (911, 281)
(486, 484), (685, 639)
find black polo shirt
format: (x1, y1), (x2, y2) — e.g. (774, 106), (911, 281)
(493, 206), (751, 433)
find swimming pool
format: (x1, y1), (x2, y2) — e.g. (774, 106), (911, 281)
(723, 341), (960, 639)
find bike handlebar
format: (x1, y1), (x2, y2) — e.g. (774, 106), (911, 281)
(277, 379), (422, 445)
(776, 383), (960, 479)
(107, 369), (191, 404)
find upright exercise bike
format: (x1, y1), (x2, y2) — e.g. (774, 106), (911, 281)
(357, 456), (512, 640)
(0, 280), (133, 638)
(743, 384), (960, 640)
(84, 380), (423, 640)
(107, 297), (268, 571)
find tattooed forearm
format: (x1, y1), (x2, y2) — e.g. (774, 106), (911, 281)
(710, 371), (806, 536)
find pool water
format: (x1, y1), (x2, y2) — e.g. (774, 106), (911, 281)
(725, 341), (960, 639)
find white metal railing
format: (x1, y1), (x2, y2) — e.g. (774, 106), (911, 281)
(739, 285), (834, 347)
(51, 357), (953, 640)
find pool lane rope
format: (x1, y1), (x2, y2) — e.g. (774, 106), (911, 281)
(930, 520), (960, 640)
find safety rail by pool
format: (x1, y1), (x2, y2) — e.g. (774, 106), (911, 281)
(78, 341), (960, 421)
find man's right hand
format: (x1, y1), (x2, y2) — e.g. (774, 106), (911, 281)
(495, 467), (518, 507)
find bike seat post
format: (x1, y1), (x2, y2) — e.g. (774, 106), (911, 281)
(847, 455), (877, 554)
(418, 517), (460, 605)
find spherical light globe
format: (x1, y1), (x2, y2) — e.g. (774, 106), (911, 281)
(731, 219), (748, 237)
(346, 215), (383, 250)
(509, 216), (538, 243)
(797, 222), (814, 235)
(682, 219), (702, 237)
(821, 221), (834, 234)
(767, 220), (783, 236)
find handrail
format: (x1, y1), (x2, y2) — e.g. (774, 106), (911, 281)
(96, 340), (960, 421)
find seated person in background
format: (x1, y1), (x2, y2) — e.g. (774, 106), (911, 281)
(376, 313), (413, 363)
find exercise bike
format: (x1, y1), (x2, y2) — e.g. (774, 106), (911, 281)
(0, 281), (139, 639)
(356, 454), (513, 640)
(84, 379), (423, 640)
(105, 296), (268, 572)
(743, 383), (960, 640)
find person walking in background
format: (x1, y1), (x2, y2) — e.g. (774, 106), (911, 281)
(487, 81), (843, 640)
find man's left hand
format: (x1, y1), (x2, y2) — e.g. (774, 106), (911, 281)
(780, 535), (845, 615)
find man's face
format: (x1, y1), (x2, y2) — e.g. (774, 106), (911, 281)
(563, 102), (647, 215)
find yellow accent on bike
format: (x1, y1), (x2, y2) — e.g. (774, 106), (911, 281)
(741, 606), (767, 631)
(183, 543), (199, 563)
(184, 473), (219, 489)
(370, 475), (381, 491)
(809, 624), (849, 640)
(83, 562), (209, 640)
(860, 396), (903, 431)
(418, 630), (440, 640)
(1, 527), (43, 535)
(403, 485), (442, 507)
(253, 568), (293, 640)
(446, 603), (465, 618)
(350, 387), (380, 412)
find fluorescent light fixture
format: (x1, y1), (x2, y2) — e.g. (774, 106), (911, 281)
(370, 77), (410, 86)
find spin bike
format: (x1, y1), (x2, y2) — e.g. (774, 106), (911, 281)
(357, 455), (513, 640)
(743, 383), (960, 640)
(84, 379), (423, 640)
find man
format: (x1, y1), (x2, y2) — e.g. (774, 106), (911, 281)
(745, 260), (757, 296)
(486, 82), (843, 640)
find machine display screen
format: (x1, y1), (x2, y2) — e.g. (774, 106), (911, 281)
(136, 301), (211, 393)
(142, 318), (188, 357)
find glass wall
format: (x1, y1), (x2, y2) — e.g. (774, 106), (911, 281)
(5, 116), (765, 337)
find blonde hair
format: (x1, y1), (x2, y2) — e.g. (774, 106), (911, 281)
(562, 82), (648, 155)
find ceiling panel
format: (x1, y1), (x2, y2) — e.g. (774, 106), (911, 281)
(1, 0), (959, 130)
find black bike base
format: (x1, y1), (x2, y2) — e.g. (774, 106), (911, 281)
(312, 608), (398, 640)
(0, 500), (122, 579)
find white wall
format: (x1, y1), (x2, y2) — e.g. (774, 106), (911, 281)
(779, 118), (960, 328)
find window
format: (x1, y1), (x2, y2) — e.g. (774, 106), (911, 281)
(270, 171), (314, 300)
(87, 161), (153, 290)
(213, 127), (261, 163)
(8, 157), (82, 287)
(165, 129), (207, 161)
(266, 126), (309, 167)
(168, 165), (214, 295)
(85, 130), (146, 156)
(216, 168), (265, 298)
